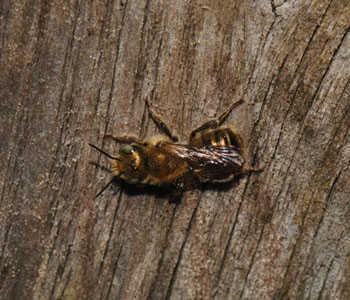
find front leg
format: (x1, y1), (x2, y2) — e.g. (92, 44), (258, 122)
(145, 97), (179, 142)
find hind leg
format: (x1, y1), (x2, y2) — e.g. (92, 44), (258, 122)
(241, 165), (264, 175)
(189, 99), (244, 142)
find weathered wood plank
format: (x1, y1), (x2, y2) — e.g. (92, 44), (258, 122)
(0, 0), (349, 299)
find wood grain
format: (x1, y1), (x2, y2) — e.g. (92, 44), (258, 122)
(0, 0), (349, 299)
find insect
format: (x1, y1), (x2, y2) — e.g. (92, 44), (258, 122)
(89, 97), (262, 198)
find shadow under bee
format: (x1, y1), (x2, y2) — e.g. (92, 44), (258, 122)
(95, 172), (244, 205)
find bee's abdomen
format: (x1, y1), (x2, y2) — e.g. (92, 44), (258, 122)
(190, 127), (244, 152)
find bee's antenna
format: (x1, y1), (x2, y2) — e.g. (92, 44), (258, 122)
(89, 143), (121, 161)
(95, 177), (116, 198)
(89, 161), (112, 173)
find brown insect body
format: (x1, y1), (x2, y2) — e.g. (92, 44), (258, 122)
(113, 140), (189, 186)
(90, 98), (260, 196)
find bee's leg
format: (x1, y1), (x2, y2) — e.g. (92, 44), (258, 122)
(169, 190), (182, 204)
(241, 165), (264, 176)
(189, 99), (244, 140)
(89, 161), (112, 173)
(169, 180), (184, 204)
(95, 177), (116, 198)
(103, 134), (141, 144)
(145, 97), (179, 142)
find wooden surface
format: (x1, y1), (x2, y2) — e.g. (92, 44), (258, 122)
(1, 0), (349, 299)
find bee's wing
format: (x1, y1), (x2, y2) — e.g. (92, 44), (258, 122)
(164, 143), (244, 182)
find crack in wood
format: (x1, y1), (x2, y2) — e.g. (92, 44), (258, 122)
(102, 0), (129, 146)
(105, 244), (123, 299)
(146, 204), (177, 299)
(98, 190), (123, 277)
(213, 176), (253, 296)
(239, 226), (266, 298)
(165, 194), (202, 299)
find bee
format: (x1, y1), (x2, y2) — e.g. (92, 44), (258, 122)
(89, 97), (261, 198)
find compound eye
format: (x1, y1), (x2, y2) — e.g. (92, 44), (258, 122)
(120, 144), (134, 155)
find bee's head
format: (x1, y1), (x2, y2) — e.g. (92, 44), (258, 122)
(89, 143), (145, 184)
(112, 144), (143, 183)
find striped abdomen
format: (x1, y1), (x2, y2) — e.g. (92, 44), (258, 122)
(189, 127), (245, 153)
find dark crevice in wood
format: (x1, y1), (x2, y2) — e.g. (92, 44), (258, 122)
(48, 220), (64, 298)
(0, 1), (10, 62)
(94, 0), (112, 71)
(270, 0), (279, 18)
(333, 79), (350, 113)
(307, 25), (350, 113)
(130, 0), (151, 109)
(103, 181), (121, 216)
(274, 96), (348, 297)
(48, 219), (64, 265)
(90, 0), (112, 126)
(239, 226), (266, 298)
(292, 0), (334, 81)
(94, 85), (103, 120)
(278, 145), (345, 298)
(337, 101), (350, 138)
(267, 1), (340, 174)
(317, 256), (335, 300)
(1, 104), (27, 208)
(165, 195), (202, 299)
(207, 192), (221, 238)
(246, 25), (265, 90)
(213, 175), (253, 294)
(278, 197), (313, 298)
(45, 0), (82, 242)
(98, 190), (123, 277)
(102, 0), (129, 145)
(105, 245), (123, 299)
(248, 73), (276, 146)
(139, 100), (149, 140)
(59, 267), (73, 300)
(143, 6), (167, 140)
(0, 224), (12, 290)
(0, 102), (24, 206)
(53, 0), (81, 125)
(237, 217), (254, 261)
(252, 52), (289, 169)
(51, 161), (81, 297)
(49, 233), (74, 300)
(59, 240), (74, 284)
(146, 204), (177, 299)
(327, 94), (347, 130)
(300, 171), (341, 298)
(275, 79), (346, 230)
(250, 25), (293, 150)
